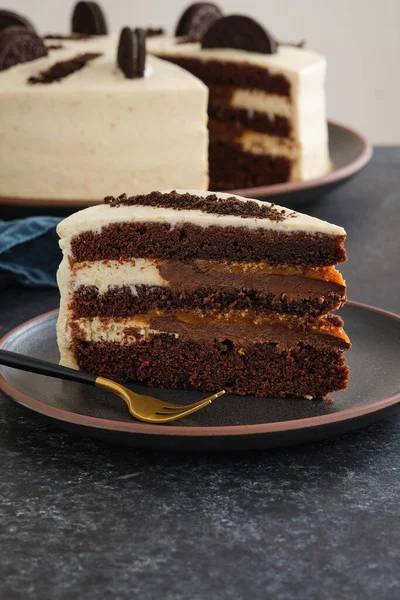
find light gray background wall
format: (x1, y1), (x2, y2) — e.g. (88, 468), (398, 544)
(8, 0), (400, 144)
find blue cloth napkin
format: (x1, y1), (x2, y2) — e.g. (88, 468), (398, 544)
(0, 217), (62, 288)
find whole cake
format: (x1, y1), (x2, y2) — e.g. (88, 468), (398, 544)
(57, 190), (350, 398)
(0, 2), (330, 202)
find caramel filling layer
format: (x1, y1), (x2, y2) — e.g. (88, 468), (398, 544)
(140, 310), (348, 343)
(70, 310), (350, 347)
(70, 258), (345, 287)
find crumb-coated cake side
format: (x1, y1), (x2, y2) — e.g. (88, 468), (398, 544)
(56, 190), (350, 398)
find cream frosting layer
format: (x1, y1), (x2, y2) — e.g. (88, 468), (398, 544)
(229, 89), (292, 119)
(65, 259), (167, 294)
(231, 131), (329, 181)
(58, 316), (168, 368)
(0, 36), (208, 200)
(71, 316), (156, 343)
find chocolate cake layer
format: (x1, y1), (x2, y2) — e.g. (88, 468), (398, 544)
(156, 56), (291, 97)
(72, 275), (345, 319)
(209, 141), (292, 189)
(72, 334), (349, 397)
(209, 119), (293, 149)
(208, 105), (291, 137)
(71, 224), (347, 265)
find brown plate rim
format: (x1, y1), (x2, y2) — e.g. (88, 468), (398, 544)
(0, 120), (372, 207)
(0, 301), (399, 438)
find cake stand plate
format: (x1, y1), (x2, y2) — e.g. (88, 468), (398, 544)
(0, 121), (372, 218)
(1, 302), (399, 452)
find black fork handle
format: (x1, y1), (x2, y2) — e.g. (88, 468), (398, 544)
(0, 349), (97, 386)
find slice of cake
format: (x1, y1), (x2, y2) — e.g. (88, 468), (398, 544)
(149, 14), (330, 190)
(57, 190), (350, 398)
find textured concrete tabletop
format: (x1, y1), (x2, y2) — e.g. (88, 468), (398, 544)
(1, 148), (400, 600)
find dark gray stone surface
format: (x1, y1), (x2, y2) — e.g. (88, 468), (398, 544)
(1, 148), (400, 599)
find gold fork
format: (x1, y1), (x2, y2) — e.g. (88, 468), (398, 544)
(0, 349), (225, 423)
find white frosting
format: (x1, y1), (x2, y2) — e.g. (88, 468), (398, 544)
(71, 317), (176, 344)
(71, 316), (151, 343)
(236, 131), (298, 158)
(57, 190), (346, 237)
(57, 314), (167, 368)
(64, 259), (167, 294)
(230, 89), (292, 119)
(0, 37), (208, 200)
(232, 132), (329, 181)
(149, 39), (329, 181)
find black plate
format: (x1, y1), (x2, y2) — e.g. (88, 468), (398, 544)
(0, 121), (372, 219)
(1, 302), (399, 452)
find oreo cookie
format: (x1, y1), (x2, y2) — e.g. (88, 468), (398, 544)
(0, 9), (35, 33)
(202, 15), (277, 54)
(175, 2), (223, 40)
(0, 26), (48, 71)
(117, 27), (146, 79)
(71, 1), (108, 35)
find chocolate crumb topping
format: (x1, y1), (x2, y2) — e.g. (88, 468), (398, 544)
(145, 27), (165, 38)
(104, 190), (291, 221)
(28, 52), (102, 84)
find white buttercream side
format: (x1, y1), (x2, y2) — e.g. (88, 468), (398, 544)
(0, 37), (208, 200)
